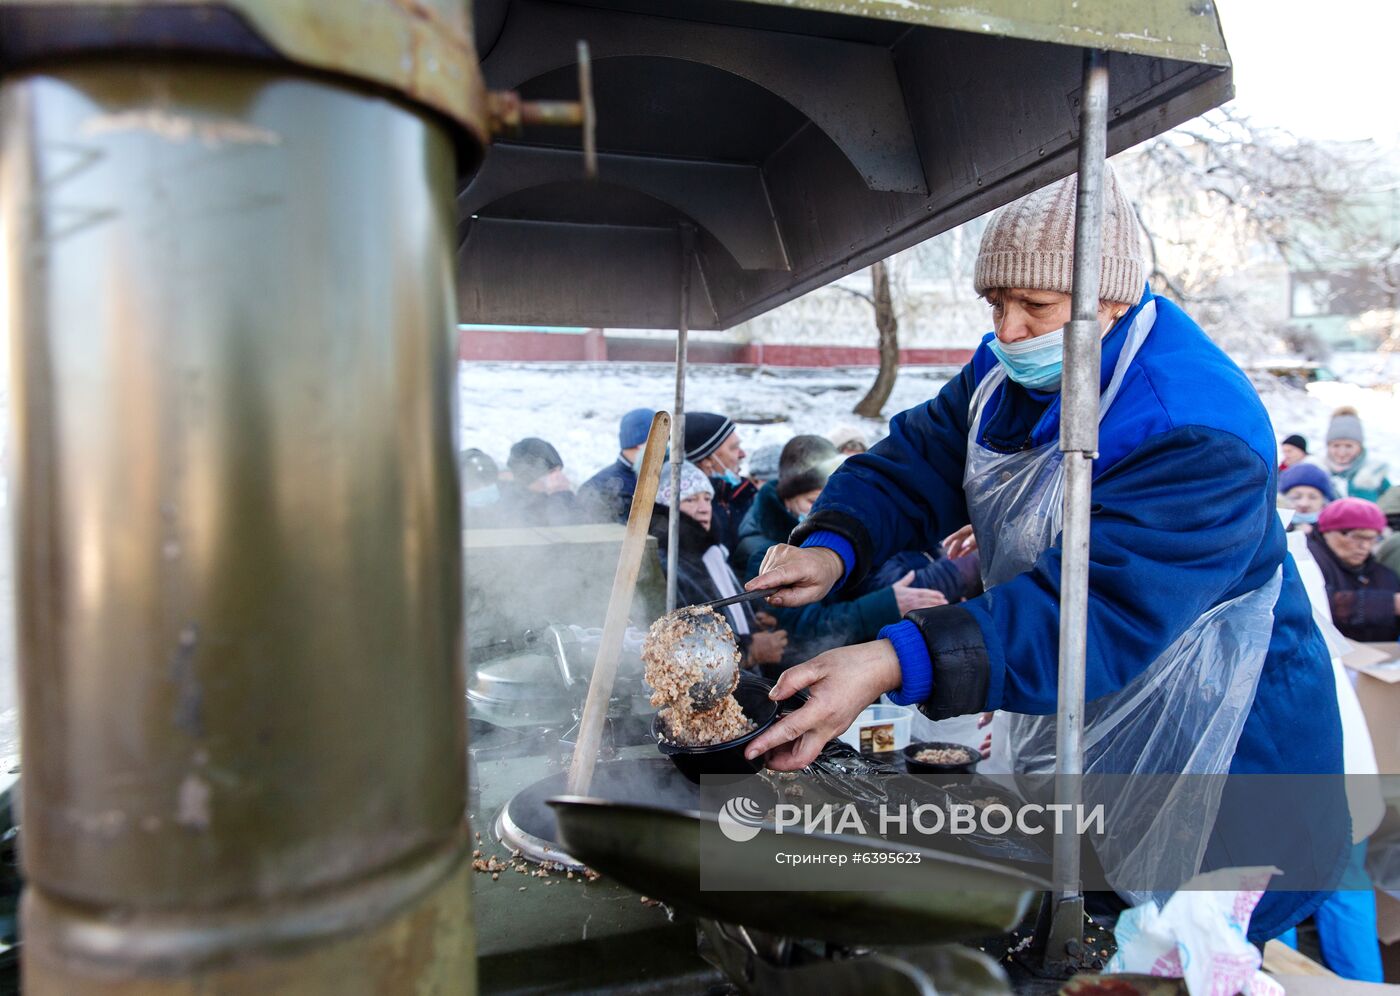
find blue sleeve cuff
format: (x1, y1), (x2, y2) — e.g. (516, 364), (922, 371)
(801, 530), (855, 590)
(879, 620), (933, 706)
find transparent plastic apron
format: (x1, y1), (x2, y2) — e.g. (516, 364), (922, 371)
(966, 300), (1282, 901)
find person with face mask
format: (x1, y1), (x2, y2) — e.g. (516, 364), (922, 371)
(741, 165), (1348, 945)
(684, 411), (758, 564)
(1308, 407), (1391, 503)
(579, 407), (657, 523)
(1278, 463), (1335, 533)
(460, 448), (505, 528)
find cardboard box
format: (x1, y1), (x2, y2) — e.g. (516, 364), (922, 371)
(1344, 643), (1400, 774)
(1378, 888), (1400, 946)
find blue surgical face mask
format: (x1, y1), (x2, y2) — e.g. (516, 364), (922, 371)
(1292, 511), (1318, 525)
(465, 484), (499, 508)
(796, 512), (808, 524)
(988, 327), (1065, 391)
(721, 469), (742, 487)
(630, 455), (645, 476)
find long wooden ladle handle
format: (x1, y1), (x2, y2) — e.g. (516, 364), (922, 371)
(566, 411), (671, 795)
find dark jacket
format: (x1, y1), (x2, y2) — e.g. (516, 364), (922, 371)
(647, 505), (757, 646)
(710, 476), (758, 569)
(793, 289), (1346, 941)
(736, 481), (900, 666)
(856, 549), (981, 604)
(578, 457), (637, 523)
(1308, 531), (1400, 643)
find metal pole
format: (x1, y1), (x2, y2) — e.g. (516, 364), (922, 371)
(4, 66), (473, 993)
(666, 225), (695, 613)
(1047, 47), (1109, 962)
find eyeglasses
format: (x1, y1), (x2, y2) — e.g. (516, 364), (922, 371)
(1336, 529), (1381, 546)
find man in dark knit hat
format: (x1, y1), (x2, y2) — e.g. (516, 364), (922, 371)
(684, 411), (756, 563)
(1280, 433), (1308, 471)
(579, 407), (656, 522)
(501, 437), (582, 526)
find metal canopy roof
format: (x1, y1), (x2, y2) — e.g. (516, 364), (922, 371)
(459, 0), (1233, 330)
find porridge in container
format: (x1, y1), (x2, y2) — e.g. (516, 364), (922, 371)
(642, 606), (754, 747)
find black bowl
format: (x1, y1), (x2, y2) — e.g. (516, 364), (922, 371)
(653, 673), (780, 782)
(903, 741), (980, 774)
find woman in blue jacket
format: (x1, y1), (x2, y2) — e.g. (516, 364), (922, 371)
(742, 167), (1348, 942)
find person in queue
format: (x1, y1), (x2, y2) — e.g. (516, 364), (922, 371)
(828, 425), (869, 455)
(1278, 463), (1335, 534)
(1310, 407), (1391, 502)
(1307, 497), (1400, 643)
(684, 411), (757, 560)
(1377, 487), (1400, 576)
(746, 443), (783, 490)
(648, 461), (787, 668)
(501, 437), (583, 526)
(460, 447), (505, 528)
(734, 435), (945, 675)
(579, 407), (656, 522)
(1280, 433), (1308, 471)
(741, 166), (1347, 942)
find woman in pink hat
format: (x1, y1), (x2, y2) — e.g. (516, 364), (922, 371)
(1308, 497), (1400, 643)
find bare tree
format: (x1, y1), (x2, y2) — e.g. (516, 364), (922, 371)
(1116, 106), (1400, 354)
(854, 260), (900, 417)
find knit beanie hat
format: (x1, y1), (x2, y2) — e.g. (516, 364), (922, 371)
(1326, 406), (1364, 445)
(683, 412), (736, 462)
(827, 424), (867, 452)
(1281, 434), (1308, 453)
(618, 408), (655, 450)
(507, 437), (563, 486)
(1317, 497), (1386, 534)
(777, 435), (842, 500)
(1278, 463), (1335, 502)
(656, 461), (714, 507)
(1379, 486), (1400, 518)
(974, 164), (1145, 306)
(747, 443), (782, 482)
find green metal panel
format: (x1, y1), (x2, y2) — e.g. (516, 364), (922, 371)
(0, 0), (491, 151)
(743, 0), (1231, 66)
(3, 61), (473, 991)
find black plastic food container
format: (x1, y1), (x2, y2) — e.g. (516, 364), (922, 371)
(903, 741), (980, 774)
(653, 673), (779, 781)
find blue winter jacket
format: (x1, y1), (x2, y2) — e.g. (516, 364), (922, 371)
(791, 289), (1348, 940)
(578, 456), (637, 523)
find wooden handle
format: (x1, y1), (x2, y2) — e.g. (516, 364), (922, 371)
(566, 411), (671, 795)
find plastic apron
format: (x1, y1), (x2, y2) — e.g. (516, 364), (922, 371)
(965, 300), (1282, 903)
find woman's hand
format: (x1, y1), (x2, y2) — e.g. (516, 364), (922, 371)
(744, 640), (903, 771)
(748, 544), (844, 607)
(891, 571), (947, 613)
(941, 524), (978, 559)
(747, 629), (788, 666)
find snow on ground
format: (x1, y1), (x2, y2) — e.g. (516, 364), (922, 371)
(460, 357), (1400, 483)
(458, 361), (962, 484)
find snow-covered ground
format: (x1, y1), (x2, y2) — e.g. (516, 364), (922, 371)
(459, 357), (1400, 483)
(458, 361), (963, 482)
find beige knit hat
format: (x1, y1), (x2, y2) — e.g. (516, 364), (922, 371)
(973, 164), (1145, 306)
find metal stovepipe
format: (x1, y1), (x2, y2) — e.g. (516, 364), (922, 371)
(2, 64), (473, 993)
(666, 225), (695, 613)
(1049, 47), (1110, 944)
